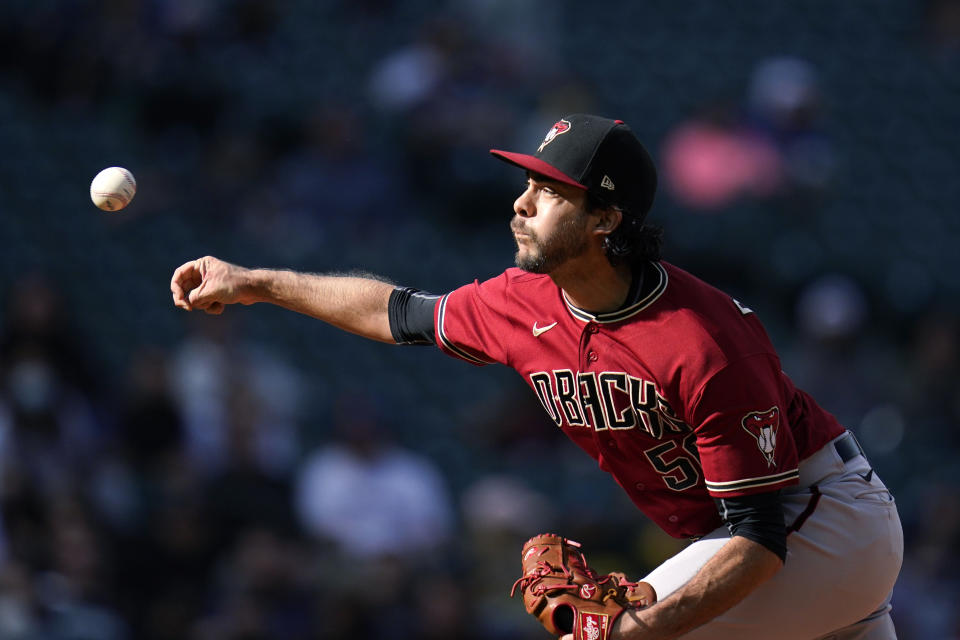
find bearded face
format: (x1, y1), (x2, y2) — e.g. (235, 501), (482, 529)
(512, 207), (590, 274)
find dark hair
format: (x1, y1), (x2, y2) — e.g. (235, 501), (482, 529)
(586, 191), (663, 266)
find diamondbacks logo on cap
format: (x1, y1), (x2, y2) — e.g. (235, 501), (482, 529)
(741, 407), (780, 468)
(538, 119), (572, 153)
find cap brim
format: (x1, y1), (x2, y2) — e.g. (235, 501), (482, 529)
(489, 150), (587, 190)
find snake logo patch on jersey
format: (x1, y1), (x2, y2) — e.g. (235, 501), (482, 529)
(538, 119), (572, 152)
(741, 407), (780, 467)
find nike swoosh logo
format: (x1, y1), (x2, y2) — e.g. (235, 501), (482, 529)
(532, 321), (558, 337)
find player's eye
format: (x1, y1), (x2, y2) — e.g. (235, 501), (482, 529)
(524, 177), (558, 197)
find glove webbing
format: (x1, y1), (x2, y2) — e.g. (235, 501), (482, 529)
(510, 537), (638, 601)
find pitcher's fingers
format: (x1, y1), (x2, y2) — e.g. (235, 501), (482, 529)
(187, 279), (210, 307)
(172, 291), (190, 311)
(171, 260), (200, 308)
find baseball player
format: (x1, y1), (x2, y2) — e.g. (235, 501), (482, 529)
(170, 114), (903, 639)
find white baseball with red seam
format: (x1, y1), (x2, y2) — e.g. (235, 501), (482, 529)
(90, 167), (136, 211)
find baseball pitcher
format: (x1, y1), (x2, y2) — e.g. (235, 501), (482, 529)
(170, 114), (903, 640)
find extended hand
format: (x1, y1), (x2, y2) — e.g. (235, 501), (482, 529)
(170, 256), (255, 315)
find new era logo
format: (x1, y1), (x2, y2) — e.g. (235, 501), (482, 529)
(600, 175), (615, 190)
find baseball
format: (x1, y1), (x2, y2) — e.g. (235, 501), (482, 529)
(90, 167), (136, 211)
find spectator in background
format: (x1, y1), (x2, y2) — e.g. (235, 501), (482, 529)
(170, 315), (302, 476)
(660, 98), (783, 211)
(36, 495), (128, 640)
(0, 274), (105, 583)
(0, 275), (103, 499)
(0, 274), (99, 399)
(101, 343), (302, 640)
(460, 474), (555, 637)
(293, 397), (457, 640)
(236, 103), (409, 263)
(661, 56), (835, 212)
(204, 386), (299, 553)
(891, 483), (960, 639)
(780, 274), (887, 431)
(366, 15), (532, 224)
(900, 311), (960, 427)
(192, 528), (316, 640)
(744, 57), (836, 198)
(114, 347), (185, 478)
(294, 396), (453, 559)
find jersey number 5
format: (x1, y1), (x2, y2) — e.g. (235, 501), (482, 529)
(643, 433), (701, 491)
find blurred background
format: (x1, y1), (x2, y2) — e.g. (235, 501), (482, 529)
(0, 0), (958, 638)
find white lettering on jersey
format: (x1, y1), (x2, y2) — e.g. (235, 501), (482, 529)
(528, 370), (689, 437)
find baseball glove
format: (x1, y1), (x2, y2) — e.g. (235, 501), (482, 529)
(510, 533), (655, 640)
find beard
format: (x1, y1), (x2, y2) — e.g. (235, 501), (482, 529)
(512, 210), (589, 274)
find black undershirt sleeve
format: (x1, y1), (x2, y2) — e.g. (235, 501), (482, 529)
(388, 287), (440, 345)
(714, 490), (788, 562)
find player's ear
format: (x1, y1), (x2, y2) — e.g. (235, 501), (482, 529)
(592, 206), (623, 237)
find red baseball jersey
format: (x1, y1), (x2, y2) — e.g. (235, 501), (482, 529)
(433, 261), (844, 538)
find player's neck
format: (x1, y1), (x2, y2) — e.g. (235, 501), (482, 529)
(552, 258), (633, 314)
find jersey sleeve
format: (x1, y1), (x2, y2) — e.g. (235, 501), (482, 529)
(434, 274), (513, 366)
(689, 354), (800, 497)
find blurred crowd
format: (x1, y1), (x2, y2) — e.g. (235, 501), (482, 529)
(1, 0), (960, 639)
